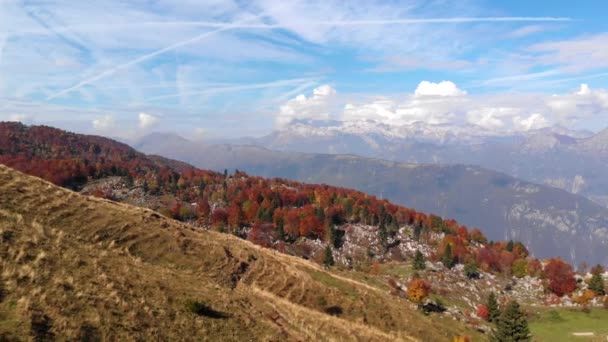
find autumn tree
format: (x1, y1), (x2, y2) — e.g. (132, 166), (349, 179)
(492, 301), (531, 342)
(469, 228), (487, 244)
(413, 250), (426, 271)
(574, 290), (596, 305)
(299, 214), (323, 239)
(248, 223), (275, 248)
(477, 305), (490, 321)
(543, 258), (577, 296)
(511, 259), (528, 278)
(407, 278), (430, 303)
(170, 201), (182, 220)
(179, 205), (196, 221)
(196, 200), (210, 220)
(526, 259), (542, 277)
(227, 202), (243, 228)
(210, 208), (228, 230)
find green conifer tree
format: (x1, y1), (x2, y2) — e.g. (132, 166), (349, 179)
(413, 223), (422, 241)
(323, 246), (335, 267)
(378, 222), (388, 251)
(589, 265), (605, 296)
(487, 292), (500, 323)
(326, 224), (338, 248)
(413, 250), (426, 270)
(441, 244), (455, 269)
(492, 300), (531, 342)
(276, 217), (285, 241)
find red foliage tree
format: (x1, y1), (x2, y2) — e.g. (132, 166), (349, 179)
(210, 208), (228, 227)
(227, 201), (243, 228)
(477, 305), (490, 321)
(476, 246), (501, 273)
(543, 258), (577, 296)
(170, 202), (182, 220)
(469, 228), (487, 244)
(248, 222), (275, 247)
(196, 200), (210, 220)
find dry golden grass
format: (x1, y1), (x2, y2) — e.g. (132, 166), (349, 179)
(0, 165), (479, 341)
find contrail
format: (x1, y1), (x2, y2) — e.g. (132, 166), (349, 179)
(0, 34), (6, 66)
(45, 15), (570, 100)
(146, 77), (318, 101)
(319, 16), (571, 25)
(17, 17), (571, 36)
(470, 70), (561, 87)
(272, 81), (319, 104)
(46, 19), (259, 100)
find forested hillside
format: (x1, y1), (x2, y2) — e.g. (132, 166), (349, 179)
(0, 122), (530, 274)
(1, 123), (605, 304)
(2, 122), (608, 341)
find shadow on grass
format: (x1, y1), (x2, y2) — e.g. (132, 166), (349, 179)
(186, 300), (231, 319)
(324, 305), (344, 317)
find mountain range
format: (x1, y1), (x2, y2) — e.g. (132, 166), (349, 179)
(228, 120), (608, 208)
(135, 131), (608, 266)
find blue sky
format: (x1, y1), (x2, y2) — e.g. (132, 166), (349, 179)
(1, 0), (608, 138)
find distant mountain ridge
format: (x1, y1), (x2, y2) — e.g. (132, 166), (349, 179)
(231, 120), (608, 208)
(238, 119), (594, 148)
(135, 132), (608, 266)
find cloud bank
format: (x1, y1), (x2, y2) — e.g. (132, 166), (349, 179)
(278, 81), (608, 133)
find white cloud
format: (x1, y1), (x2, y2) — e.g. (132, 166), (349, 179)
(276, 85), (337, 127)
(312, 84), (336, 97)
(138, 112), (158, 129)
(334, 81), (467, 126)
(343, 98), (397, 122)
(279, 81), (608, 133)
(508, 25), (547, 39)
(414, 81), (467, 97)
(467, 107), (515, 130)
(527, 33), (608, 73)
(546, 84), (608, 123)
(92, 115), (115, 131)
(513, 113), (548, 131)
(576, 83), (591, 96)
(1, 113), (29, 123)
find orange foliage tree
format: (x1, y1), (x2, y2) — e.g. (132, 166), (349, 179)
(407, 279), (431, 303)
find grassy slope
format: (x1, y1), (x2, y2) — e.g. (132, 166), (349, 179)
(0, 165), (478, 341)
(529, 308), (608, 342)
